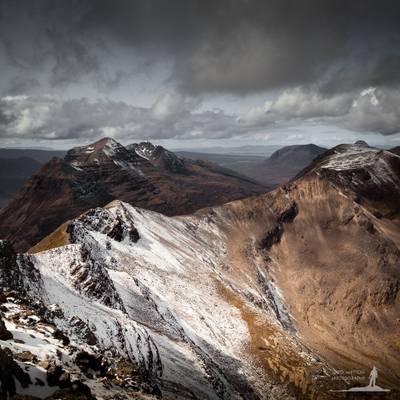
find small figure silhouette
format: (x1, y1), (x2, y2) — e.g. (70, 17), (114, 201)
(369, 366), (378, 387)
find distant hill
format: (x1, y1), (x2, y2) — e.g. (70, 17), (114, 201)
(242, 144), (328, 186)
(0, 148), (65, 163)
(0, 157), (42, 207)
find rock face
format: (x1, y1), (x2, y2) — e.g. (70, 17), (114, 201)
(0, 138), (267, 252)
(1, 142), (400, 399)
(0, 348), (31, 397)
(128, 142), (188, 174)
(0, 317), (13, 340)
(242, 144), (327, 186)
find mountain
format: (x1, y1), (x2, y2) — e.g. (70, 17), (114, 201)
(242, 144), (327, 186)
(0, 138), (268, 252)
(1, 142), (399, 399)
(0, 157), (42, 207)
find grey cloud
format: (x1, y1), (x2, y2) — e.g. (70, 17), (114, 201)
(1, 0), (400, 96)
(7, 77), (41, 95)
(239, 86), (400, 135)
(1, 88), (399, 143)
(0, 94), (250, 141)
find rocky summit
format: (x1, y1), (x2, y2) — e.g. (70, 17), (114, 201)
(1, 142), (399, 399)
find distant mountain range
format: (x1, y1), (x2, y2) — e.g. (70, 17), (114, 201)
(0, 157), (42, 207)
(0, 138), (267, 251)
(0, 149), (67, 207)
(0, 148), (66, 163)
(2, 141), (398, 215)
(1, 141), (399, 399)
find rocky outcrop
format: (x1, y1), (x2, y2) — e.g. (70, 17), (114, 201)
(14, 351), (37, 363)
(0, 317), (12, 340)
(0, 240), (18, 289)
(46, 363), (71, 388)
(52, 329), (70, 346)
(129, 142), (188, 175)
(0, 348), (31, 398)
(69, 317), (98, 346)
(0, 241), (42, 297)
(68, 206), (140, 245)
(259, 225), (283, 251)
(75, 352), (109, 376)
(259, 202), (298, 250)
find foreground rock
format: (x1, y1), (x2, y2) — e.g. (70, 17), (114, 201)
(0, 348), (31, 398)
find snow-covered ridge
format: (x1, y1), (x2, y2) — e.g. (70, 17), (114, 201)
(317, 143), (400, 188)
(1, 199), (318, 399)
(28, 202), (253, 398)
(64, 138), (146, 176)
(320, 144), (383, 171)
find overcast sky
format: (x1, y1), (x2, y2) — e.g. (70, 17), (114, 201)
(0, 0), (399, 149)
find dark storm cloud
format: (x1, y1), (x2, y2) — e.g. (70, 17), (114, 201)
(1, 0), (400, 138)
(2, 0), (400, 94)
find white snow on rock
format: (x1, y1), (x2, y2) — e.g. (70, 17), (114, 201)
(321, 146), (380, 171)
(26, 202), (254, 398)
(5, 199), (318, 399)
(133, 142), (156, 160)
(320, 144), (400, 187)
(102, 138), (122, 158)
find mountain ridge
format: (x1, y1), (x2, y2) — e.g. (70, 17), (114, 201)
(7, 141), (399, 399)
(0, 138), (268, 252)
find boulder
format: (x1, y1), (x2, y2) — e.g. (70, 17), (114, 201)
(46, 363), (70, 388)
(0, 347), (31, 398)
(52, 329), (70, 346)
(75, 351), (108, 376)
(15, 351), (37, 363)
(0, 317), (13, 340)
(58, 372), (71, 389)
(37, 360), (51, 370)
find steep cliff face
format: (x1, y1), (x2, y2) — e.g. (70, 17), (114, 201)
(264, 144), (400, 390)
(1, 143), (399, 399)
(0, 138), (267, 252)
